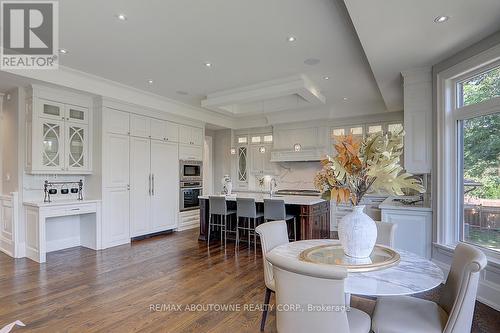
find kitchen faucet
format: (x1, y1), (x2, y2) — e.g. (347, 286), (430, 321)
(269, 178), (277, 197)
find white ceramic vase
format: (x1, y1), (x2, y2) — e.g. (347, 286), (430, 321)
(338, 205), (377, 258)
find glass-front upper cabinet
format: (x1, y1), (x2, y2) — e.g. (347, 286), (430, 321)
(40, 119), (65, 171)
(39, 99), (65, 120)
(66, 124), (88, 171)
(66, 104), (89, 124)
(27, 86), (93, 174)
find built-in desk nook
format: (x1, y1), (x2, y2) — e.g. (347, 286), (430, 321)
(23, 200), (102, 263)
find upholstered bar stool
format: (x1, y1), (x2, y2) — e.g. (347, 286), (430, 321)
(208, 196), (236, 248)
(236, 197), (264, 251)
(264, 199), (297, 241)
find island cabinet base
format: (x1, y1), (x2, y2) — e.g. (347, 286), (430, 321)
(198, 198), (330, 242)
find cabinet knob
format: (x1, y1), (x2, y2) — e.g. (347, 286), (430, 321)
(127, 132), (130, 135)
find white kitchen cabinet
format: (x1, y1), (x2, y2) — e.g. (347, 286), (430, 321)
(102, 187), (130, 247)
(130, 114), (151, 138)
(103, 133), (130, 187)
(381, 208), (432, 258)
(249, 144), (273, 175)
(102, 130), (131, 248)
(104, 108), (130, 135)
(165, 121), (179, 142)
(179, 144), (203, 161)
(130, 138), (178, 237)
(150, 120), (166, 141)
(130, 137), (151, 237)
(179, 125), (203, 146)
(150, 140), (178, 232)
(26, 91), (93, 174)
(402, 68), (432, 174)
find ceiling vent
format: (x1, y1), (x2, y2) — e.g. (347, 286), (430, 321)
(201, 75), (326, 116)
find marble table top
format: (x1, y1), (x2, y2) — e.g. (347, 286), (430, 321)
(198, 192), (325, 205)
(268, 239), (444, 297)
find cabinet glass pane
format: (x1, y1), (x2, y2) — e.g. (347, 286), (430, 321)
(42, 123), (60, 166)
(263, 135), (273, 142)
(368, 125), (383, 134)
(388, 123), (403, 134)
(251, 136), (261, 143)
(43, 104), (61, 117)
(69, 108), (85, 121)
(350, 127), (363, 135)
(238, 147), (247, 182)
(238, 137), (247, 144)
(332, 128), (345, 137)
(69, 126), (85, 167)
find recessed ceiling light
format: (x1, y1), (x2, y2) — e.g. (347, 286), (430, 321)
(59, 48), (68, 54)
(176, 90), (189, 95)
(323, 76), (329, 80)
(434, 15), (449, 23)
(204, 62), (213, 68)
(287, 36), (296, 42)
(147, 79), (153, 84)
(343, 97), (348, 101)
(116, 13), (127, 21)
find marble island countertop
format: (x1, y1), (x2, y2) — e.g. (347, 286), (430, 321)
(198, 192), (326, 205)
(379, 196), (432, 212)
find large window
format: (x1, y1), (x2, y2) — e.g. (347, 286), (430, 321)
(453, 63), (500, 253)
(460, 112), (500, 252)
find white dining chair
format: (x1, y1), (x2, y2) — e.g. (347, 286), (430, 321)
(266, 251), (371, 333)
(371, 242), (487, 333)
(375, 221), (396, 247)
(255, 220), (289, 331)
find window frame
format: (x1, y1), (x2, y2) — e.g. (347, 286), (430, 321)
(436, 46), (500, 260)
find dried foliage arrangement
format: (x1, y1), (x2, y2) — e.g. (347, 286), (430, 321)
(314, 131), (425, 205)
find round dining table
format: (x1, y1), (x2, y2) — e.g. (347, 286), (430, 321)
(268, 239), (444, 297)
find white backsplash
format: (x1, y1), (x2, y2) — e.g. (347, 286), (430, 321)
(23, 174), (87, 202)
(244, 161), (321, 192)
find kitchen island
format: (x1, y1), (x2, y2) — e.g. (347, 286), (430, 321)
(198, 192), (330, 242)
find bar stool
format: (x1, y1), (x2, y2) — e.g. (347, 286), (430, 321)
(208, 196), (236, 248)
(236, 197), (264, 251)
(264, 199), (297, 241)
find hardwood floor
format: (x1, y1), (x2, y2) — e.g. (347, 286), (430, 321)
(0, 229), (498, 332)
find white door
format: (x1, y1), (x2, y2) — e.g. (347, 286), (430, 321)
(130, 137), (151, 237)
(103, 187), (130, 247)
(104, 133), (130, 188)
(150, 140), (178, 232)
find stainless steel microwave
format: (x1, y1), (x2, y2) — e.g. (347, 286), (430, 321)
(180, 160), (203, 181)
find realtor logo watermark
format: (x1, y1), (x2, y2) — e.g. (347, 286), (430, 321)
(1, 1), (58, 69)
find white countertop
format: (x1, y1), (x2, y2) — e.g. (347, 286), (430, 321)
(199, 192), (326, 205)
(23, 199), (101, 208)
(379, 196), (432, 212)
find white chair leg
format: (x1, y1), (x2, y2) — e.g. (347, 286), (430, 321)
(293, 217), (297, 241)
(235, 216), (240, 250)
(224, 215), (227, 248)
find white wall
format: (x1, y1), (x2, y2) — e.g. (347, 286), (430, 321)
(1, 89), (20, 194)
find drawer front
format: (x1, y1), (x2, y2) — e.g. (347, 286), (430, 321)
(43, 203), (97, 217)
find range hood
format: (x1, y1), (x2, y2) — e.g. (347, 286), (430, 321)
(270, 147), (326, 162)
